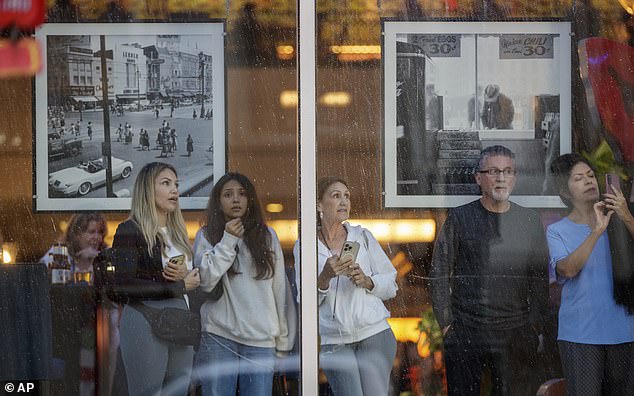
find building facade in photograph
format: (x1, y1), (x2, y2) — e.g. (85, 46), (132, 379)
(47, 35), (97, 108)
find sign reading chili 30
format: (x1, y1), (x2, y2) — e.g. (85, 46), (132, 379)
(499, 34), (555, 59)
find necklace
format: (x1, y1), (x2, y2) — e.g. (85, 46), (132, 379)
(319, 226), (346, 254)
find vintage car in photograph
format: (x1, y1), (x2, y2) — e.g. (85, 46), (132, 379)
(48, 157), (133, 196)
(48, 131), (83, 160)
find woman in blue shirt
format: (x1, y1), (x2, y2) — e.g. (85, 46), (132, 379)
(547, 153), (634, 395)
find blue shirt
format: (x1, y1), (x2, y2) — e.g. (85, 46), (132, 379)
(547, 217), (634, 344)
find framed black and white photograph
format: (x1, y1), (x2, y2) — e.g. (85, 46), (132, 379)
(383, 20), (571, 208)
(34, 22), (225, 211)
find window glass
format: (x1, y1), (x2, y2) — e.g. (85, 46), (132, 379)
(3, 0), (634, 395)
(1, 1), (297, 395)
(311, 1), (634, 395)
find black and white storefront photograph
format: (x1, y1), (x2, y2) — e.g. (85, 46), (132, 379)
(383, 20), (571, 208)
(34, 23), (226, 211)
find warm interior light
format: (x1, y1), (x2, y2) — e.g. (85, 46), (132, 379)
(330, 45), (381, 55)
(1, 243), (17, 264)
(106, 218), (435, 247)
(619, 0), (634, 15)
(266, 203), (284, 213)
(276, 45), (294, 60)
(387, 317), (421, 343)
(319, 91), (351, 107)
(330, 45), (381, 61)
(279, 90), (298, 108)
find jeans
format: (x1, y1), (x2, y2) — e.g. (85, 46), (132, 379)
(195, 332), (275, 396)
(320, 328), (397, 396)
(119, 300), (194, 396)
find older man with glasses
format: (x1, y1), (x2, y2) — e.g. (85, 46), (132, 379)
(430, 145), (549, 396)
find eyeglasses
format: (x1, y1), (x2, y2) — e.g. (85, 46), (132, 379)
(478, 168), (517, 177)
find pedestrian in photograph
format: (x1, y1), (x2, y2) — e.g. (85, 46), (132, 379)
(70, 122), (76, 136)
(111, 162), (200, 396)
(480, 84), (515, 130)
(206, 109), (212, 120)
(117, 124), (123, 142)
(87, 121), (93, 140)
(170, 129), (178, 152)
(194, 172), (294, 396)
(547, 153), (634, 395)
(193, 109), (197, 120)
(430, 145), (549, 396)
(293, 176), (398, 396)
(155, 107), (159, 119)
(76, 120), (81, 136)
(186, 134), (193, 157)
(170, 104), (174, 118)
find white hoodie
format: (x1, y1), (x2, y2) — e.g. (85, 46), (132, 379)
(194, 227), (292, 352)
(293, 223), (398, 345)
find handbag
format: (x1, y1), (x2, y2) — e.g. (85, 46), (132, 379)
(132, 303), (201, 346)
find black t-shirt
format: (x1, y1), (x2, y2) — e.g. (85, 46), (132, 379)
(430, 200), (549, 331)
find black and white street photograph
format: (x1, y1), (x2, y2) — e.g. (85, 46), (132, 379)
(383, 21), (571, 208)
(34, 23), (225, 211)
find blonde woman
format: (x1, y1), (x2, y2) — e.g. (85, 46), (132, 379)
(112, 162), (200, 395)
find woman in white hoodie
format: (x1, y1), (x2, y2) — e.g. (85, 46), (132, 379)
(294, 176), (398, 396)
(193, 173), (292, 396)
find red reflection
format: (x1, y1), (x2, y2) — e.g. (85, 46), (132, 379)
(582, 38), (634, 162)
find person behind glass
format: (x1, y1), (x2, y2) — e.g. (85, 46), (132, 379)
(40, 212), (107, 274)
(430, 145), (549, 396)
(547, 154), (634, 395)
(194, 173), (292, 396)
(480, 84), (514, 129)
(111, 162), (200, 396)
(293, 176), (398, 396)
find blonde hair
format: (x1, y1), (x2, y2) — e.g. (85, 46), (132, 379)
(129, 162), (192, 260)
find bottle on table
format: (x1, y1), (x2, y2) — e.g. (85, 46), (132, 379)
(49, 243), (71, 284)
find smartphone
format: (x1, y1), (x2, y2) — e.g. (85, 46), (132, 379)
(605, 173), (621, 194)
(168, 254), (185, 266)
(340, 241), (360, 264)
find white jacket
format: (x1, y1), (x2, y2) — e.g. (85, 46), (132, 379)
(293, 223), (397, 345)
(194, 227), (292, 351)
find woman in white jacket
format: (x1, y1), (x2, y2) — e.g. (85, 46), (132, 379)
(294, 176), (398, 396)
(194, 173), (292, 396)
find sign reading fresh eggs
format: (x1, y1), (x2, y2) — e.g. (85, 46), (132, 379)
(499, 34), (555, 59)
(409, 34), (461, 57)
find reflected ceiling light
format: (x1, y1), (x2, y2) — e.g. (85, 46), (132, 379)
(319, 91), (351, 107)
(330, 45), (381, 61)
(619, 0), (634, 15)
(0, 133), (6, 144)
(276, 45), (294, 60)
(266, 203), (284, 213)
(11, 136), (21, 147)
(279, 90), (298, 108)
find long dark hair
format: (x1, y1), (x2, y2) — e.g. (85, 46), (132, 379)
(203, 173), (274, 280)
(550, 153), (594, 209)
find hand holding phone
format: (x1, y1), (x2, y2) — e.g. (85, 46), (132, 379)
(163, 254), (187, 281)
(339, 241), (360, 264)
(169, 254), (185, 266)
(605, 173), (621, 194)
